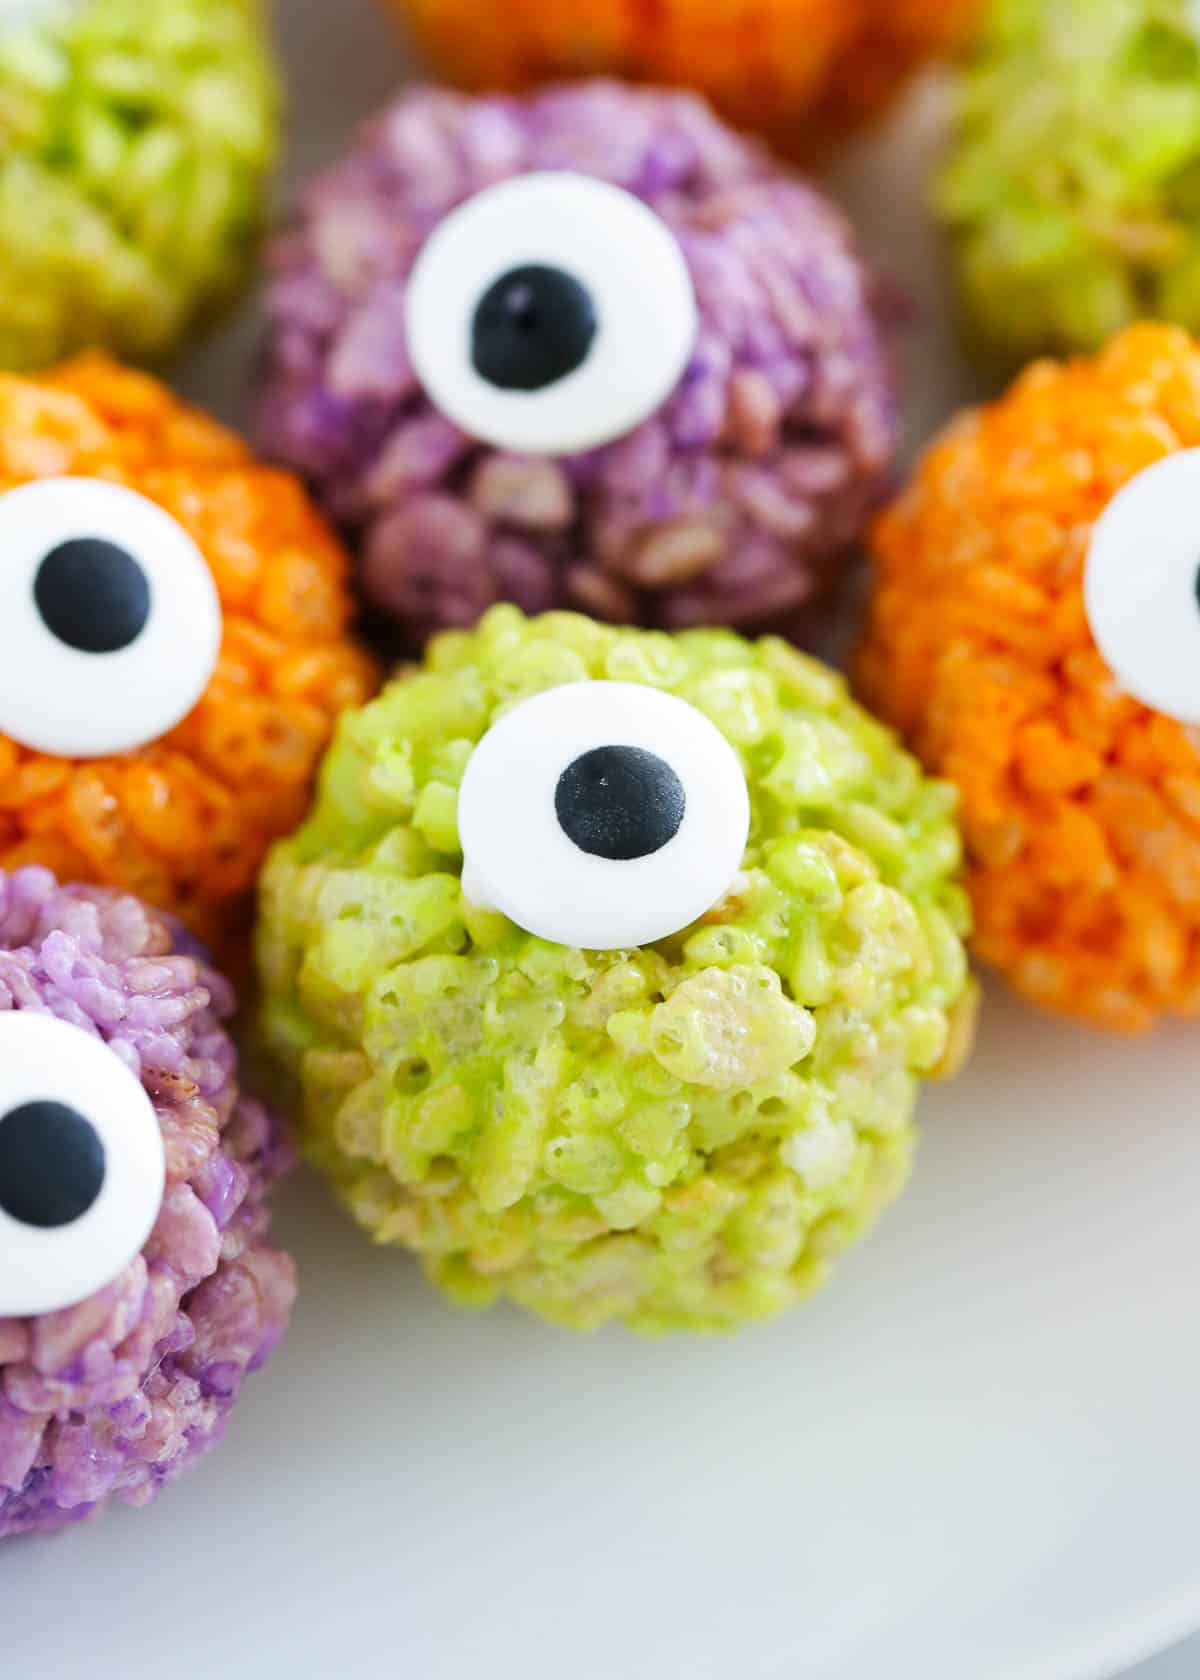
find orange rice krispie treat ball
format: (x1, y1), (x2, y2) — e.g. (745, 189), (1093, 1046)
(0, 356), (377, 957)
(385, 0), (978, 158)
(857, 323), (1200, 1032)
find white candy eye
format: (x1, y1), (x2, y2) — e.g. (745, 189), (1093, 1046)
(457, 681), (750, 949)
(1085, 449), (1200, 725)
(0, 477), (222, 758)
(0, 1013), (166, 1316)
(404, 172), (698, 456)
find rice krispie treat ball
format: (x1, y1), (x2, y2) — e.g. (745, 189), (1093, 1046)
(938, 0), (1200, 362)
(857, 323), (1200, 1031)
(383, 0), (977, 158)
(258, 607), (973, 1332)
(0, 867), (294, 1538)
(0, 356), (377, 958)
(0, 0), (277, 371)
(256, 82), (898, 650)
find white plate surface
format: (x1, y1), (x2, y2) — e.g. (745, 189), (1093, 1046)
(3, 7), (1198, 1678)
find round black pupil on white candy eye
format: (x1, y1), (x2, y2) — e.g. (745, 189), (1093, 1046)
(0, 1099), (106, 1229)
(555, 745), (686, 862)
(471, 264), (597, 393)
(34, 537), (151, 655)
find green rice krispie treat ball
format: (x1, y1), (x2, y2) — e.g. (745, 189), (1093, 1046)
(0, 0), (278, 370)
(257, 607), (974, 1332)
(938, 0), (1200, 361)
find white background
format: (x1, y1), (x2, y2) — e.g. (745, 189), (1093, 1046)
(2, 5), (1198, 1677)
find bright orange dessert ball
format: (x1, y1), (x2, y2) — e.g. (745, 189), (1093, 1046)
(0, 356), (377, 955)
(857, 324), (1200, 1032)
(385, 0), (977, 156)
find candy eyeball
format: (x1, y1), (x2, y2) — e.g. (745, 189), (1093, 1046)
(1084, 449), (1200, 726)
(257, 83), (898, 648)
(257, 608), (975, 1333)
(0, 1013), (165, 1317)
(405, 173), (698, 455)
(0, 357), (377, 958)
(0, 868), (295, 1538)
(856, 322), (1200, 1032)
(458, 681), (750, 947)
(0, 478), (221, 757)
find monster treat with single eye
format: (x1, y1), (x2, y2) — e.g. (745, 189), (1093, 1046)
(257, 606), (973, 1333)
(0, 355), (377, 958)
(938, 0), (1200, 363)
(857, 322), (1200, 1031)
(256, 81), (898, 649)
(0, 866), (294, 1537)
(0, 0), (278, 370)
(383, 0), (977, 158)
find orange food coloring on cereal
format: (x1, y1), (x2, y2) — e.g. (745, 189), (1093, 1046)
(387, 0), (978, 158)
(856, 324), (1200, 1031)
(0, 356), (378, 957)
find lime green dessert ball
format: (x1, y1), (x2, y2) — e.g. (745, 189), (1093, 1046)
(938, 0), (1200, 361)
(0, 0), (278, 370)
(257, 608), (975, 1333)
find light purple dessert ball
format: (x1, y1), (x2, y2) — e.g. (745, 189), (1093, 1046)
(256, 81), (898, 648)
(0, 868), (295, 1539)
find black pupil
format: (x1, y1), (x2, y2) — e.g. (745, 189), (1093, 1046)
(471, 264), (597, 393)
(34, 538), (151, 654)
(555, 745), (686, 862)
(0, 1100), (106, 1229)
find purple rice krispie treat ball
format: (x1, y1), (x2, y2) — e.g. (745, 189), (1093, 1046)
(256, 81), (898, 648)
(0, 868), (295, 1538)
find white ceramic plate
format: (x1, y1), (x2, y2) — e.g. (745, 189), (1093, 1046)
(4, 8), (1198, 1678)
